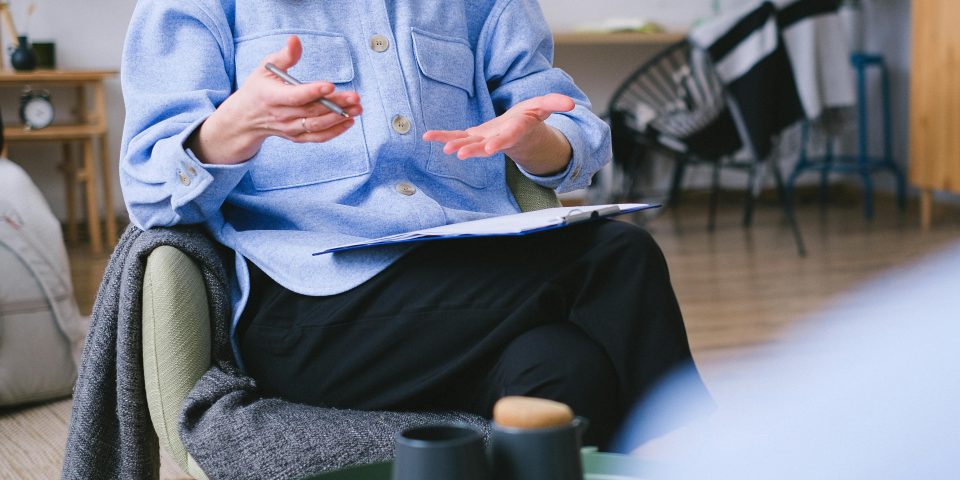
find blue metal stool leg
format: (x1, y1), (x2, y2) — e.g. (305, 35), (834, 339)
(822, 135), (835, 207)
(880, 60), (907, 211)
(852, 52), (909, 218)
(856, 54), (875, 221)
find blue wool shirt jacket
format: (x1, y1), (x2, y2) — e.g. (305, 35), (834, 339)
(120, 0), (612, 349)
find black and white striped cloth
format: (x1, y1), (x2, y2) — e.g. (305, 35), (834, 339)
(690, 0), (855, 159)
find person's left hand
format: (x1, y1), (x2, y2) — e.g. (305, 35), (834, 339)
(423, 93), (575, 168)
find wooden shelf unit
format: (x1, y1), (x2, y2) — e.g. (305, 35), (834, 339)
(5, 124), (107, 140)
(0, 69), (117, 83)
(909, 1), (960, 229)
(0, 69), (117, 253)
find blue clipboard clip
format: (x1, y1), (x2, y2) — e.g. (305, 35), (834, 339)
(562, 205), (623, 226)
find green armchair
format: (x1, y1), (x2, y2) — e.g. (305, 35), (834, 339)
(140, 161), (562, 478)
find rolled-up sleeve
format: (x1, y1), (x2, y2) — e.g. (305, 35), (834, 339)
(119, 0), (246, 229)
(481, 0), (612, 193)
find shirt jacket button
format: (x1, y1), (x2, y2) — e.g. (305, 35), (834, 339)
(570, 165), (581, 180)
(370, 35), (390, 53)
(391, 115), (412, 135)
(396, 182), (417, 196)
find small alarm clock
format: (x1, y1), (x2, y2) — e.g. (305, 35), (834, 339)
(19, 88), (54, 130)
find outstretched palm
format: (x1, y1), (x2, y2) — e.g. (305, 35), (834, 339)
(423, 93), (575, 160)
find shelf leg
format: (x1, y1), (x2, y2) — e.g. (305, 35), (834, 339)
(81, 138), (103, 254)
(98, 133), (117, 247)
(920, 189), (933, 231)
(60, 141), (79, 244)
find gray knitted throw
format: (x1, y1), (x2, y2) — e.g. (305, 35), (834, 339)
(62, 225), (488, 479)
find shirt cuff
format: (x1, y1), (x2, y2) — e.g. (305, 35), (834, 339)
(516, 113), (590, 193)
(515, 151), (575, 190)
(169, 117), (250, 211)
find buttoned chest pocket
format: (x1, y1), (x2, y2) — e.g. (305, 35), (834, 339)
(235, 32), (370, 191)
(411, 28), (491, 189)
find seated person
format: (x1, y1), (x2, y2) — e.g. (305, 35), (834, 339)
(120, 0), (709, 449)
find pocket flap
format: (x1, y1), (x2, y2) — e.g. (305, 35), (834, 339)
(236, 31), (355, 85)
(411, 28), (475, 97)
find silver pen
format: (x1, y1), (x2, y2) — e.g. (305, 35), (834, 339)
(264, 63), (350, 118)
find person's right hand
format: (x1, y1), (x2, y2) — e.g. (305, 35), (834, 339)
(187, 35), (362, 165)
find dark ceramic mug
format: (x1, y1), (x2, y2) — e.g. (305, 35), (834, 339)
(490, 416), (590, 480)
(392, 425), (489, 480)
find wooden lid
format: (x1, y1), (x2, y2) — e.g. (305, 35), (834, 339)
(493, 396), (574, 429)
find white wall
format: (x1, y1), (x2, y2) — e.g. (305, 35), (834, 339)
(8, 0), (913, 221)
(543, 0), (748, 32)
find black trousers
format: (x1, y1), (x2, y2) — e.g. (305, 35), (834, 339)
(238, 220), (707, 449)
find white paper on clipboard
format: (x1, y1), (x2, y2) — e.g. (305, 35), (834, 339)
(313, 203), (658, 256)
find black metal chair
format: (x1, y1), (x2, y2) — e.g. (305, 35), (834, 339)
(605, 39), (806, 255)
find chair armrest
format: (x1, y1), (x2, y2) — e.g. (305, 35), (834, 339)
(143, 245), (212, 479)
(505, 159), (562, 212)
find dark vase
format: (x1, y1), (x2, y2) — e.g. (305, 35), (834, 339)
(11, 36), (37, 71)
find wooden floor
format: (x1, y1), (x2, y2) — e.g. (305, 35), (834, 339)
(2, 192), (959, 479)
(654, 193), (959, 401)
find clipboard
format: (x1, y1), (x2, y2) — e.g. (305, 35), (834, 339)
(313, 203), (659, 256)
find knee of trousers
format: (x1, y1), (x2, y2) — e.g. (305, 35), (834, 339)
(496, 324), (619, 406)
(592, 221), (664, 263)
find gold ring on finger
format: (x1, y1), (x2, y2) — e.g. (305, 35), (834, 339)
(301, 117), (312, 134)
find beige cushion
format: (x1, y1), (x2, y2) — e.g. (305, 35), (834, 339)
(142, 246), (211, 480)
(0, 158), (86, 407)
